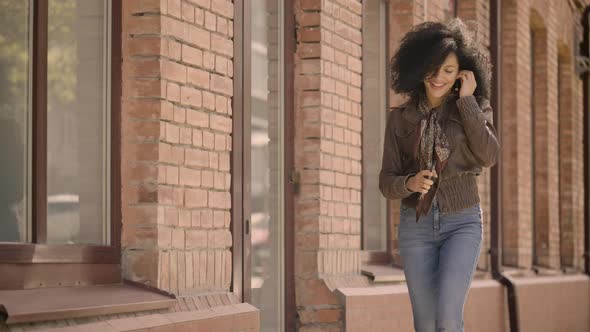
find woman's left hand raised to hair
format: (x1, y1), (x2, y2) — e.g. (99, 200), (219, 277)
(457, 70), (477, 97)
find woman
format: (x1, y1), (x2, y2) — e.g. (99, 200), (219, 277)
(379, 19), (500, 332)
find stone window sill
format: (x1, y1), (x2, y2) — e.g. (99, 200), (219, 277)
(0, 282), (176, 324)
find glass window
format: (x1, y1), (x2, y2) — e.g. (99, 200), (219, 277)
(0, 0), (112, 246)
(46, 0), (111, 245)
(250, 0), (284, 330)
(444, 0), (457, 20)
(362, 0), (388, 251)
(0, 1), (32, 243)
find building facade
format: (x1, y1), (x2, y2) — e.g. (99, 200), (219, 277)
(0, 0), (589, 331)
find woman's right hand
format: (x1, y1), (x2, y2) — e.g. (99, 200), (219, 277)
(406, 170), (438, 194)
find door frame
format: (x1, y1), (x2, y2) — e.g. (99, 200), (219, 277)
(232, 1), (296, 330)
(231, 0), (246, 301)
(284, 2), (296, 331)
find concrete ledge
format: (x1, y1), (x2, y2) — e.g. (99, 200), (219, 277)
(336, 275), (590, 332)
(511, 274), (590, 332)
(0, 284), (176, 324)
(34, 302), (260, 332)
(335, 279), (505, 332)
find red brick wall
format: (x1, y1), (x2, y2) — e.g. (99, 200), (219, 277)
(385, 0), (586, 276)
(552, 1), (586, 271)
(294, 0), (363, 329)
(531, 6), (559, 269)
(501, 0), (529, 267)
(556, 2), (586, 272)
(121, 0), (234, 295)
(501, 0), (585, 270)
(557, 47), (575, 267)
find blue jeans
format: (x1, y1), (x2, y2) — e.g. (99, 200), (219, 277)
(398, 198), (483, 332)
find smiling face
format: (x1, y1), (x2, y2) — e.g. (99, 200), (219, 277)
(423, 52), (460, 105)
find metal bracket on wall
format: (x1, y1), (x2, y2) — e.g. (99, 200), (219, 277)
(289, 169), (300, 194)
(576, 55), (590, 76)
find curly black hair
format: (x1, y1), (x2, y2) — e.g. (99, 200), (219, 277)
(389, 18), (492, 104)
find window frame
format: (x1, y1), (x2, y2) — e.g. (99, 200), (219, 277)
(530, 27), (537, 266)
(360, 0), (392, 264)
(0, 0), (122, 286)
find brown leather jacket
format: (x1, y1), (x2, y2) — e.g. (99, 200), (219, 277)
(379, 95), (500, 215)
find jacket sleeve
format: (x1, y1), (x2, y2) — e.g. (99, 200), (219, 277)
(456, 95), (501, 168)
(379, 110), (416, 200)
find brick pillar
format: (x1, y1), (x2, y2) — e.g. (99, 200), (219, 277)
(500, 0), (534, 268)
(563, 10), (586, 272)
(294, 0), (363, 329)
(120, 0), (234, 295)
(558, 49), (575, 268)
(531, 6), (560, 269)
(572, 11), (585, 271)
(573, 19), (586, 271)
(573, 59), (586, 271)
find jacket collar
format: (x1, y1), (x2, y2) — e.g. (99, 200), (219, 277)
(401, 95), (458, 125)
(401, 101), (422, 125)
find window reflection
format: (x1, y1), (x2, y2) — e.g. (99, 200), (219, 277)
(362, 0), (388, 251)
(46, 0), (110, 245)
(444, 0), (457, 20)
(250, 0), (284, 330)
(0, 0), (31, 243)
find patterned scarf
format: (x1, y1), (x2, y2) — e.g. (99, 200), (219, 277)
(413, 91), (451, 222)
(416, 92), (451, 171)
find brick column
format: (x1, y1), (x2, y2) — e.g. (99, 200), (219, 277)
(558, 50), (575, 268)
(294, 0), (363, 329)
(120, 0), (234, 295)
(572, 20), (586, 271)
(500, 0), (535, 268)
(573, 61), (586, 271)
(568, 11), (586, 272)
(530, 6), (560, 269)
(557, 7), (586, 271)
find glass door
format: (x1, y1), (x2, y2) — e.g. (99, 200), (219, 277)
(249, 0), (284, 331)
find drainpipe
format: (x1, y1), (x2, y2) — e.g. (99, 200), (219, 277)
(0, 304), (6, 323)
(489, 1), (520, 331)
(582, 7), (590, 277)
